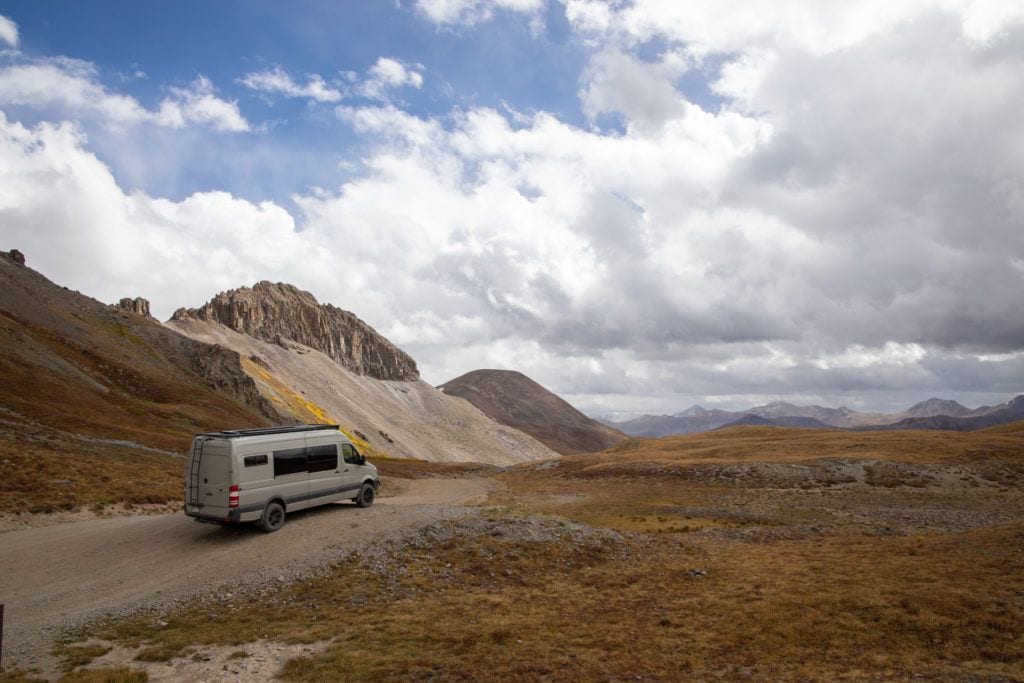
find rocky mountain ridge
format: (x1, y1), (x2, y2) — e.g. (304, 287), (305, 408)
(172, 281), (418, 382)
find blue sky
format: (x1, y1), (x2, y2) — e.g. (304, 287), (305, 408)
(2, 0), (594, 204)
(1, 1), (1024, 416)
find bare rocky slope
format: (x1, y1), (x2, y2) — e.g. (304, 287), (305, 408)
(172, 281), (418, 381)
(437, 369), (627, 454)
(168, 288), (556, 466)
(0, 249), (282, 451)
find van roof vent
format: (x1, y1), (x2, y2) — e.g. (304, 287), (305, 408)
(199, 424), (341, 439)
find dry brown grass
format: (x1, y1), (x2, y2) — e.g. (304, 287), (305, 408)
(0, 428), (182, 513)
(82, 517), (1024, 681)
(60, 425), (1024, 680)
(591, 422), (1024, 467)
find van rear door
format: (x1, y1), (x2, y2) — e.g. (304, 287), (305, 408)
(186, 439), (231, 517)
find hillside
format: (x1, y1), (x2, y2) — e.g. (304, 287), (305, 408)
(0, 249), (285, 512)
(437, 369), (627, 454)
(168, 291), (557, 466)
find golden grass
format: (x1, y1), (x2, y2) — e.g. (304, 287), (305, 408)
(83, 518), (1024, 681)
(56, 424), (1024, 680)
(591, 423), (1024, 467)
(0, 435), (182, 513)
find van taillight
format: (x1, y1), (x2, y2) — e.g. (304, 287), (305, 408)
(229, 485), (240, 508)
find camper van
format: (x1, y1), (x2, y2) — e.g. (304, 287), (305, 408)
(184, 424), (379, 532)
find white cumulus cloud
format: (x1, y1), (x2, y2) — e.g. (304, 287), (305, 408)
(239, 66), (342, 103)
(0, 56), (249, 132)
(0, 14), (18, 48)
(359, 58), (424, 101)
(416, 0), (544, 25)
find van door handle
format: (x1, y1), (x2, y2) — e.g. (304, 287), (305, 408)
(343, 468), (349, 472)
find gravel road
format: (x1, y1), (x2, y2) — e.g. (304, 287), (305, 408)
(0, 476), (499, 673)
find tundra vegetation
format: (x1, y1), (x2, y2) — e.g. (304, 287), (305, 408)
(28, 424), (1023, 681)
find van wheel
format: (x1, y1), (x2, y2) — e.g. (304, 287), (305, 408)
(355, 483), (375, 508)
(259, 501), (285, 532)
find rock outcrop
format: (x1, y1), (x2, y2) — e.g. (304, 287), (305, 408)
(172, 281), (418, 382)
(7, 249), (25, 266)
(113, 297), (154, 318)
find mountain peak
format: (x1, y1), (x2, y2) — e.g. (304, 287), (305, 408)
(904, 397), (971, 418)
(173, 281), (419, 381)
(438, 369), (626, 454)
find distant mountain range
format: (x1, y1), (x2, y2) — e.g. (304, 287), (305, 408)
(604, 396), (1023, 436)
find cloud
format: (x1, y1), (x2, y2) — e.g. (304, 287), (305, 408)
(239, 66), (342, 103)
(415, 0), (544, 26)
(359, 58), (424, 101)
(0, 14), (18, 48)
(4, 0), (1024, 415)
(156, 76), (250, 131)
(0, 55), (249, 132)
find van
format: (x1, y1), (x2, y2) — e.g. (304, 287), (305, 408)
(184, 424), (379, 532)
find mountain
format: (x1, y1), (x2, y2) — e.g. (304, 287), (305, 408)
(172, 281), (418, 381)
(901, 397), (972, 418)
(169, 287), (556, 465)
(0, 249), (282, 451)
(868, 395), (1024, 432)
(610, 410), (740, 437)
(605, 396), (1019, 437)
(437, 369), (627, 455)
(717, 414), (832, 430)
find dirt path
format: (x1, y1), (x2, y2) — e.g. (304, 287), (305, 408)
(0, 476), (499, 674)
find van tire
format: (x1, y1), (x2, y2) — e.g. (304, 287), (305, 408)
(355, 483), (375, 508)
(259, 501), (285, 532)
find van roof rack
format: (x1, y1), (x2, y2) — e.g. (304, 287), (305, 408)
(199, 424), (341, 439)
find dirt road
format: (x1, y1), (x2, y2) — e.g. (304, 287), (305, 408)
(0, 476), (498, 673)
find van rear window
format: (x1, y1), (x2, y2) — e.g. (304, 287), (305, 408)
(244, 454), (268, 467)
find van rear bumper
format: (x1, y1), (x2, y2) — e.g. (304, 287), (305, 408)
(185, 506), (241, 525)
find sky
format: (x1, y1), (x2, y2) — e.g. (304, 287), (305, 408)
(1, 0), (1023, 418)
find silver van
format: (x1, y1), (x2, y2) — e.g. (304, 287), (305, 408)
(184, 424), (380, 532)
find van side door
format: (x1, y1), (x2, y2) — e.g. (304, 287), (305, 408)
(271, 440), (310, 511)
(305, 432), (345, 506)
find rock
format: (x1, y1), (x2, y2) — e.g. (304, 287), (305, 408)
(113, 296), (154, 318)
(173, 281), (419, 381)
(7, 249), (25, 265)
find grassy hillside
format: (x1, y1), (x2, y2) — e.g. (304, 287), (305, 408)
(0, 253), (284, 513)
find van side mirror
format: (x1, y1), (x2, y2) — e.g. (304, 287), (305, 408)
(358, 454), (366, 465)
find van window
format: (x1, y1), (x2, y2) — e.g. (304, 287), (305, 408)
(244, 454), (268, 467)
(273, 447), (307, 477)
(342, 443), (360, 465)
(308, 444), (338, 473)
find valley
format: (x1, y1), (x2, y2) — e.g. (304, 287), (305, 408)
(1, 252), (1022, 681)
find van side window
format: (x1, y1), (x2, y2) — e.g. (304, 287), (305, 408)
(308, 444), (338, 473)
(244, 454), (268, 467)
(273, 447), (307, 477)
(342, 443), (360, 465)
